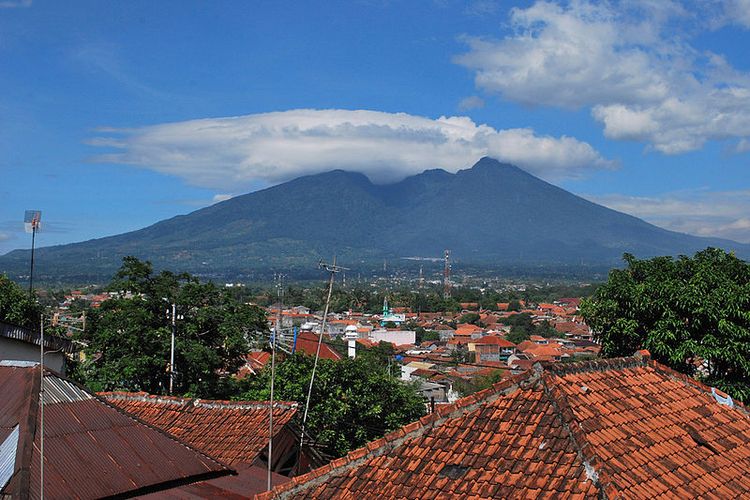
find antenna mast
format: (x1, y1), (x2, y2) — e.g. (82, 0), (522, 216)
(298, 258), (348, 467)
(24, 210), (41, 295)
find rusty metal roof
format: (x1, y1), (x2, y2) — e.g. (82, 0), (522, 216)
(0, 364), (233, 499)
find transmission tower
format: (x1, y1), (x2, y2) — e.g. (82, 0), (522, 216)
(443, 249), (452, 299)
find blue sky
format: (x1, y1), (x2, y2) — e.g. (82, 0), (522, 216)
(1, 0), (749, 256)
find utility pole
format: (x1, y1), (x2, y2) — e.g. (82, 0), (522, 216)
(39, 315), (44, 500)
(169, 303), (177, 395)
(268, 273), (283, 491)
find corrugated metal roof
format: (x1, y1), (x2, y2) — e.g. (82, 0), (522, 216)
(0, 321), (75, 354)
(0, 364), (233, 498)
(42, 375), (92, 404)
(0, 425), (18, 491)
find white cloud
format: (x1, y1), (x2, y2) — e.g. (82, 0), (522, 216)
(89, 109), (613, 191)
(585, 189), (750, 243)
(455, 0), (750, 154)
(458, 95), (485, 111)
(212, 194), (234, 203)
(720, 0), (750, 29)
(0, 0), (31, 8)
(0, 232), (11, 242)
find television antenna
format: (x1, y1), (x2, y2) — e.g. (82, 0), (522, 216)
(24, 210), (41, 295)
(298, 257), (348, 463)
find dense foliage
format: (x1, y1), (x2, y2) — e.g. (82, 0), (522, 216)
(581, 248), (750, 402)
(0, 274), (42, 328)
(238, 351), (425, 458)
(258, 281), (598, 316)
(71, 257), (268, 397)
(498, 313), (559, 344)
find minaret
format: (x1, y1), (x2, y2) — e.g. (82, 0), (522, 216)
(345, 325), (358, 359)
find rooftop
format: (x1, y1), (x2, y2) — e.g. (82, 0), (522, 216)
(100, 391), (298, 467)
(259, 351), (750, 499)
(0, 361), (230, 498)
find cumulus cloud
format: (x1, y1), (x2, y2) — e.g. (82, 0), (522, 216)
(455, 0), (750, 154)
(212, 193), (234, 203)
(88, 109), (612, 191)
(585, 189), (750, 243)
(0, 232), (11, 242)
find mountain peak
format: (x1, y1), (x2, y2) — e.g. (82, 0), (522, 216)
(1, 158), (747, 281)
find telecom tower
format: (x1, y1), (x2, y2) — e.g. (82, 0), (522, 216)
(443, 249), (451, 299)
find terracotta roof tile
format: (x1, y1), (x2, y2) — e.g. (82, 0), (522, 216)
(101, 392), (297, 466)
(261, 352), (750, 499)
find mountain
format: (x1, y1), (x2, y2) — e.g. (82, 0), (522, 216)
(1, 157), (748, 282)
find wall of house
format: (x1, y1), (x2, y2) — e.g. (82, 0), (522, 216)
(0, 337), (66, 374)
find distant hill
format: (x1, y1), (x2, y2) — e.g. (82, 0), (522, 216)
(1, 157), (748, 282)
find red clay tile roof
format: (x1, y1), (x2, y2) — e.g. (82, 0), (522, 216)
(258, 351), (750, 499)
(100, 392), (298, 467)
(1, 362), (230, 499)
(471, 335), (516, 348)
(294, 332), (343, 360)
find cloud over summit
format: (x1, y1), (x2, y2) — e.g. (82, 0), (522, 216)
(89, 109), (612, 191)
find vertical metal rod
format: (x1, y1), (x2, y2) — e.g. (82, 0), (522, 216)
(268, 276), (282, 491)
(40, 316), (44, 500)
(169, 303), (176, 395)
(29, 226), (36, 295)
(299, 259), (336, 457)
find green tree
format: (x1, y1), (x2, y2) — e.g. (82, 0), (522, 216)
(580, 249), (750, 402)
(0, 275), (42, 328)
(72, 257), (268, 398)
(238, 353), (425, 457)
(458, 312), (483, 326)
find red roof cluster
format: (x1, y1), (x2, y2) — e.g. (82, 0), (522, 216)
(259, 351), (750, 499)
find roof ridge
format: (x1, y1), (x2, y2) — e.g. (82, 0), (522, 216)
(259, 368), (543, 499)
(99, 391), (299, 410)
(543, 350), (649, 376)
(541, 369), (620, 497)
(91, 391), (236, 473)
(6, 365), (41, 497)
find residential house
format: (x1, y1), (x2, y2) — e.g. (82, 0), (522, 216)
(101, 392), (303, 477)
(0, 361), (234, 498)
(259, 351), (750, 498)
(0, 321), (73, 375)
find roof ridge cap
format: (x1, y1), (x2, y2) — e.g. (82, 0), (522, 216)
(266, 368), (543, 497)
(92, 391), (235, 473)
(541, 371), (620, 496)
(543, 353), (648, 375)
(9, 364), (41, 497)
